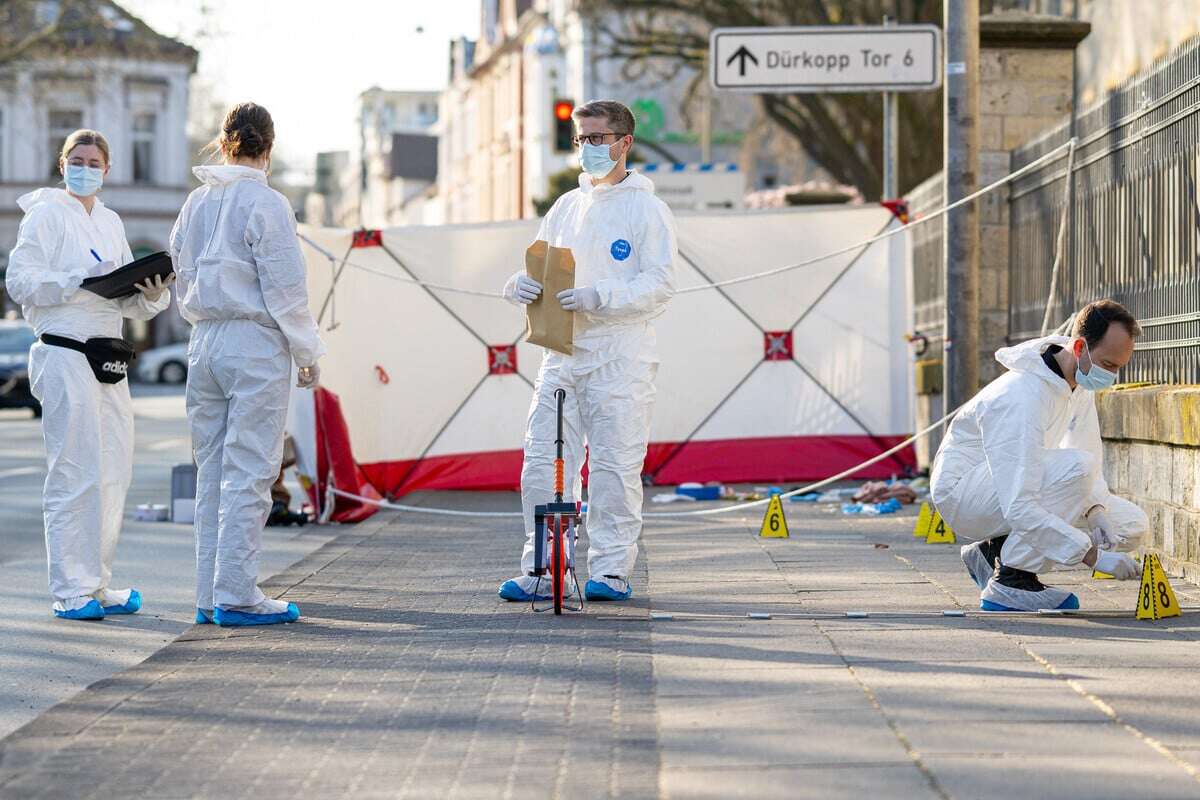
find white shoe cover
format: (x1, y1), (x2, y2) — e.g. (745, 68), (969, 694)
(92, 588), (133, 607)
(960, 543), (994, 591)
(980, 576), (1077, 612)
(53, 595), (97, 613)
(514, 572), (577, 596)
(222, 597), (292, 615)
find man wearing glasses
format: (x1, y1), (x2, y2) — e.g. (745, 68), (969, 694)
(931, 300), (1148, 611)
(500, 100), (677, 603)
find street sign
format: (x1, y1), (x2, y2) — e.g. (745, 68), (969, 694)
(711, 25), (942, 93)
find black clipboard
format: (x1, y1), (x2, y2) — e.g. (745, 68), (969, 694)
(81, 251), (174, 299)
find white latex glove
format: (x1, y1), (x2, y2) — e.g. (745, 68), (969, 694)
(87, 260), (115, 279)
(1093, 550), (1139, 580)
(134, 273), (176, 302)
(296, 364), (320, 389)
(506, 275), (543, 305)
(1086, 506), (1117, 550)
(557, 286), (601, 312)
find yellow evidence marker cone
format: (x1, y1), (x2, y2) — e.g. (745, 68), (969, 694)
(925, 510), (956, 544)
(1136, 553), (1180, 621)
(759, 494), (790, 538)
(913, 502), (933, 538)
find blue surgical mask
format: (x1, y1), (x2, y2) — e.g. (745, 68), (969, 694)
(1074, 339), (1117, 391)
(65, 164), (104, 197)
(580, 142), (618, 178)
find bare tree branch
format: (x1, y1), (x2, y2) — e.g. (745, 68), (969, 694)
(0, 0), (81, 66)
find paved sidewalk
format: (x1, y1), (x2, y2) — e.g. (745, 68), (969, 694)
(3, 493), (1200, 799)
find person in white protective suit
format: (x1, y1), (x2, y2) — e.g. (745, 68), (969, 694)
(931, 300), (1148, 612)
(7, 129), (174, 620)
(498, 100), (677, 602)
(170, 103), (324, 627)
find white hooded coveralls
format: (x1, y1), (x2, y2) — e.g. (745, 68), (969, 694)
(505, 171), (677, 579)
(930, 335), (1147, 574)
(7, 188), (170, 609)
(170, 166), (324, 610)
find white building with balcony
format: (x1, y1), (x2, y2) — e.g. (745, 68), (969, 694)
(0, 0), (196, 345)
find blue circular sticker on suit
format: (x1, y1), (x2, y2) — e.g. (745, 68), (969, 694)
(610, 239), (632, 261)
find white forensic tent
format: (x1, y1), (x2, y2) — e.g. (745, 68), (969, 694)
(292, 203), (914, 499)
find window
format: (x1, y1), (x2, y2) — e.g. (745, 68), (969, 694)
(132, 112), (157, 184)
(48, 110), (82, 177)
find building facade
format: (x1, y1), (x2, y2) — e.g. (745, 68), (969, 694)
(0, 0), (196, 345)
(436, 0), (797, 224)
(317, 88), (440, 229)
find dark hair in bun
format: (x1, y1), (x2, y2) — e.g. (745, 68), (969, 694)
(212, 102), (274, 160)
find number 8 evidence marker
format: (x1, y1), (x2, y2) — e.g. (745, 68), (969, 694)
(1136, 553), (1180, 621)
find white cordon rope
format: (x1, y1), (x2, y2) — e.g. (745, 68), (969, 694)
(298, 138), (1077, 300)
(326, 404), (961, 520)
(1040, 138), (1078, 335)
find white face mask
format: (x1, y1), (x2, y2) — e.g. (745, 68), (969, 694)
(65, 164), (104, 196)
(1074, 339), (1117, 391)
(580, 141), (619, 178)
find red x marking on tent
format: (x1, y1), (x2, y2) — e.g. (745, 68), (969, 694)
(763, 331), (793, 361)
(352, 229), (383, 248)
(488, 344), (518, 375)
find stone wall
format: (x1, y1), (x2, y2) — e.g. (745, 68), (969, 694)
(1098, 386), (1200, 583)
(976, 12), (1089, 384)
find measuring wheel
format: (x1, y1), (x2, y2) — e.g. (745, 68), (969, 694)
(531, 389), (584, 615)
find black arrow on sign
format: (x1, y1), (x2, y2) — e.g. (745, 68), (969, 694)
(726, 45), (759, 77)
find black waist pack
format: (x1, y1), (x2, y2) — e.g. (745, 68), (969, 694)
(41, 334), (136, 384)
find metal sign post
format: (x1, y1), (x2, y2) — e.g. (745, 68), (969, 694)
(882, 17), (899, 199)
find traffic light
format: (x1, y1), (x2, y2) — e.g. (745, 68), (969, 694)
(553, 99), (574, 153)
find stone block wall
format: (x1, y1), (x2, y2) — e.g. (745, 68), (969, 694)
(976, 12), (1089, 384)
(1097, 386), (1200, 583)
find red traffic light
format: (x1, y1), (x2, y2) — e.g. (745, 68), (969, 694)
(554, 101), (573, 121)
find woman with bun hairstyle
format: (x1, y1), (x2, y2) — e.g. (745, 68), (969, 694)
(8, 129), (173, 621)
(170, 102), (324, 627)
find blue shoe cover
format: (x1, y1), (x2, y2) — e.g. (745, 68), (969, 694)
(214, 602), (301, 627)
(102, 589), (142, 615)
(195, 608), (214, 624)
(55, 599), (105, 620)
(585, 578), (632, 601)
(498, 577), (550, 602)
(980, 593), (1079, 612)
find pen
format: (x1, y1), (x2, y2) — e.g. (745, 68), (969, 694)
(90, 249), (102, 262)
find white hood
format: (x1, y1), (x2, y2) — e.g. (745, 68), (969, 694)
(995, 334), (1071, 387)
(192, 165), (268, 186)
(17, 187), (100, 216)
(578, 169), (656, 199)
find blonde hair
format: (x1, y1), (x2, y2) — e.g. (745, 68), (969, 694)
(59, 129), (111, 167)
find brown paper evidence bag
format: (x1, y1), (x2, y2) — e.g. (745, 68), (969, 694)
(524, 240), (576, 355)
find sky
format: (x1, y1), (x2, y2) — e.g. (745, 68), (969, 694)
(120, 0), (480, 169)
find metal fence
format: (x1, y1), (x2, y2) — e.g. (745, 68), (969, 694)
(909, 172), (945, 350)
(1009, 37), (1200, 385)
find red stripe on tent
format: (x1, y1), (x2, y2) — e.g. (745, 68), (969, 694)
(313, 387), (381, 522)
(649, 435), (915, 485)
(362, 449), (526, 494)
(356, 435), (915, 497)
